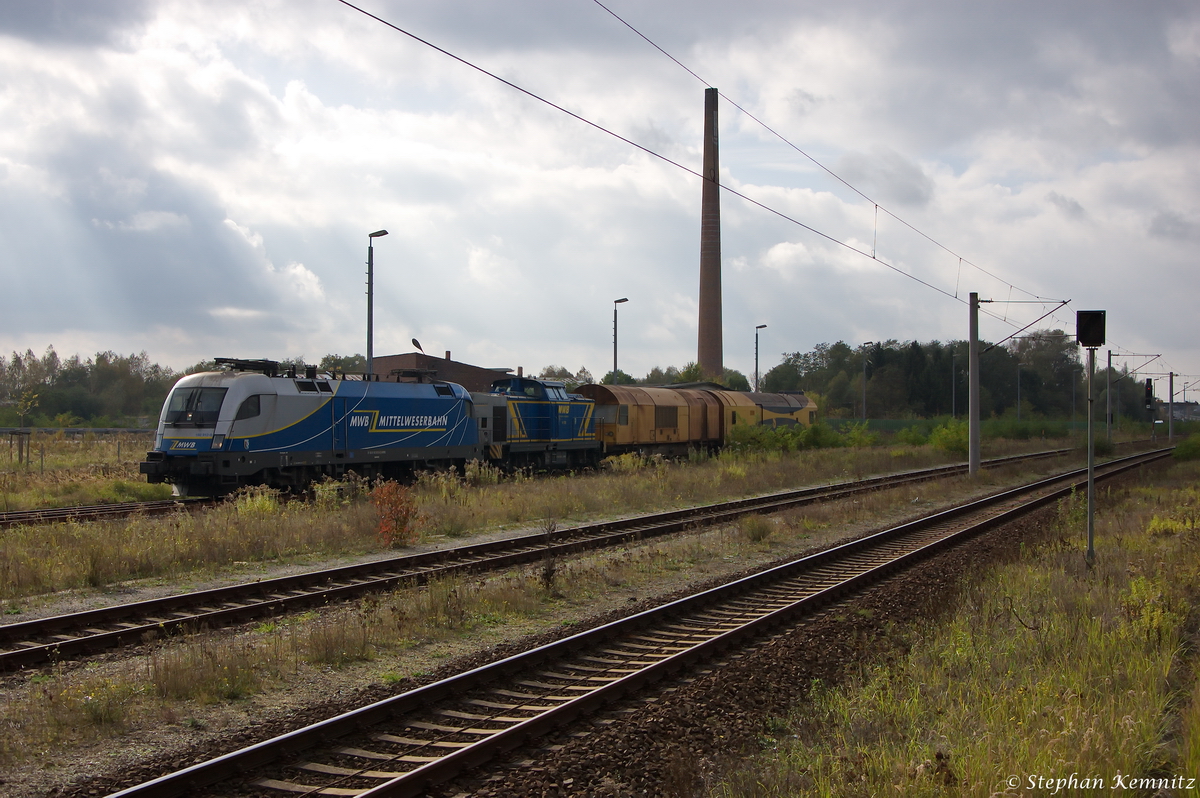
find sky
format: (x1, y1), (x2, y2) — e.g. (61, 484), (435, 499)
(1, 0), (1197, 394)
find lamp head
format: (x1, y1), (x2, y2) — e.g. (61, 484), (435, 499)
(756, 324), (767, 330)
(369, 229), (389, 238)
(614, 297), (629, 304)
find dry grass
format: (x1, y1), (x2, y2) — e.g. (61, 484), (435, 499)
(0, 432), (168, 511)
(712, 461), (1200, 798)
(0, 490), (380, 599)
(408, 441), (1062, 539)
(0, 440), (1076, 602)
(0, 474), (943, 766)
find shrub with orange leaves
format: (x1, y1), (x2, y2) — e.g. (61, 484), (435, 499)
(370, 479), (419, 547)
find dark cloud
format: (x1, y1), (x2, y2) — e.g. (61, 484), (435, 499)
(836, 149), (933, 207)
(0, 0), (154, 47)
(1047, 192), (1086, 219)
(1148, 210), (1197, 240)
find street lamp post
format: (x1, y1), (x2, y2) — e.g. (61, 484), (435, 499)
(755, 325), (767, 392)
(862, 342), (874, 423)
(613, 298), (628, 382)
(366, 229), (389, 377)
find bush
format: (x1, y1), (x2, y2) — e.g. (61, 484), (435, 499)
(894, 426), (928, 446)
(726, 422), (847, 453)
(799, 422), (846, 449)
(602, 452), (653, 472)
(842, 421), (879, 448)
(929, 419), (968, 455)
(741, 514), (773, 542)
(233, 485), (281, 518)
(1174, 435), (1200, 461)
(727, 424), (797, 453)
(370, 480), (420, 547)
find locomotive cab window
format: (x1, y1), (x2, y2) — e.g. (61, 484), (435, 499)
(294, 380), (318, 393)
(434, 384), (454, 397)
(618, 405), (629, 425)
(234, 395), (261, 421)
(316, 382), (333, 393)
(164, 387), (227, 426)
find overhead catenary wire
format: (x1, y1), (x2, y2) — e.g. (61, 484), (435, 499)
(334, 0), (995, 310)
(590, 0), (1057, 306)
(597, 1), (1196, 372)
(593, 2), (1196, 369)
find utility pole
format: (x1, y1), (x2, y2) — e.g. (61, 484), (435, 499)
(969, 293), (981, 476)
(1169, 372), (1175, 441)
(1076, 309), (1106, 567)
(755, 324), (767, 392)
(366, 229), (389, 377)
(613, 298), (628, 381)
(1087, 345), (1096, 563)
(1105, 350), (1112, 442)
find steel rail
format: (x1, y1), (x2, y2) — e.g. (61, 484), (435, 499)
(0, 499), (208, 530)
(0, 448), (1069, 671)
(106, 448), (1170, 798)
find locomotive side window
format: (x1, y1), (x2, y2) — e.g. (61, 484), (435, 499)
(235, 395), (261, 421)
(164, 387), (228, 426)
(295, 380), (318, 393)
(435, 384), (454, 396)
(316, 382), (333, 393)
(618, 405), (629, 425)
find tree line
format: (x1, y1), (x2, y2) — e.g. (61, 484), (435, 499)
(761, 330), (1156, 422)
(0, 347), (180, 427)
(1, 334), (1157, 428)
(546, 363), (752, 391)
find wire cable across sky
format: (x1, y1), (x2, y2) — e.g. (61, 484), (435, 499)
(336, 0), (1073, 336)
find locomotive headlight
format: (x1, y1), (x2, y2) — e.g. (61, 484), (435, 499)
(211, 435), (225, 450)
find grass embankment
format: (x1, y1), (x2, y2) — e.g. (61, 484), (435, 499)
(713, 458), (1200, 797)
(0, 443), (1027, 603)
(0, 432), (169, 512)
(0, 477), (952, 766)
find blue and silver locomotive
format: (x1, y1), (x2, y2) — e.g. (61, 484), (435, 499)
(140, 359), (600, 495)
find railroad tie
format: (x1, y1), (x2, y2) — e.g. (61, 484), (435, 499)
(254, 777), (362, 795)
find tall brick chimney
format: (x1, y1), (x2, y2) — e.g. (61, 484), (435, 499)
(697, 87), (722, 381)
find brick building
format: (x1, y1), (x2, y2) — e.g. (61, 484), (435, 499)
(370, 351), (515, 393)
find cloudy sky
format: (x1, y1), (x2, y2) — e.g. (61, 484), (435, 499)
(2, 0), (1197, 391)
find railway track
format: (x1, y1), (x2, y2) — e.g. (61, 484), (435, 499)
(0, 440), (1148, 532)
(0, 498), (209, 529)
(105, 448), (1170, 797)
(0, 449), (1070, 672)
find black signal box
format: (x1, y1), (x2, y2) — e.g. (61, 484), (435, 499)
(1076, 310), (1106, 347)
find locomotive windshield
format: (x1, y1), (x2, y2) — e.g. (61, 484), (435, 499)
(164, 387), (228, 426)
